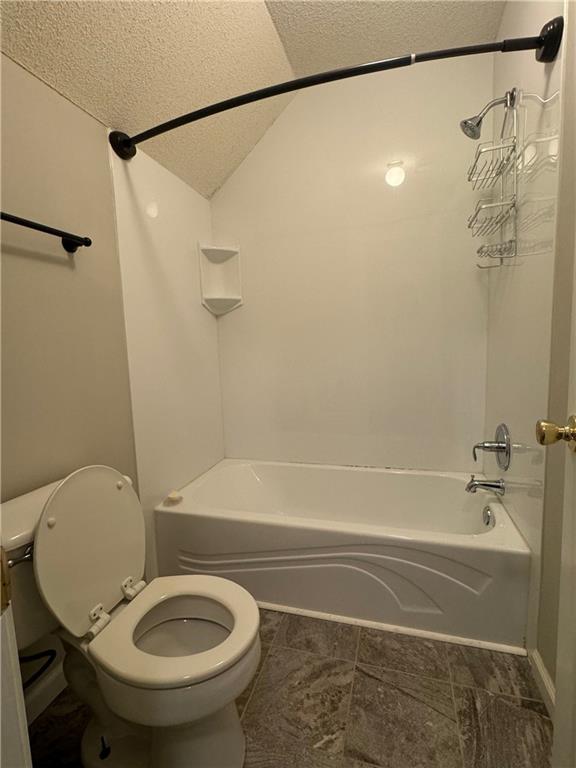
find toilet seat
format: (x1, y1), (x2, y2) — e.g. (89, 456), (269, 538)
(88, 575), (259, 690)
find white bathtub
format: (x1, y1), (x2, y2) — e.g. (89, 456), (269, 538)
(155, 460), (530, 649)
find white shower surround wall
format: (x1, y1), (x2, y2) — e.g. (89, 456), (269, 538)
(111, 149), (225, 576)
(211, 55), (493, 473)
(155, 460), (530, 650)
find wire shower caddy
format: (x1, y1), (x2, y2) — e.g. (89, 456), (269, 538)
(467, 88), (518, 269)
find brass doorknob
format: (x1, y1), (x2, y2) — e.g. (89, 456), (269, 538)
(536, 415), (576, 451)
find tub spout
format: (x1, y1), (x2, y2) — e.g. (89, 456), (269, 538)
(465, 475), (505, 496)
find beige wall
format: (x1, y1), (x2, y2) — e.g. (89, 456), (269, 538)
(1, 55), (137, 500)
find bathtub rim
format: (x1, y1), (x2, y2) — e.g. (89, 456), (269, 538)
(155, 458), (530, 554)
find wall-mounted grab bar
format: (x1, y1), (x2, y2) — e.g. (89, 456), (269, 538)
(1, 212), (92, 254)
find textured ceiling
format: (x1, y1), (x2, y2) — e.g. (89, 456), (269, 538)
(0, 1), (294, 198)
(266, 1), (506, 76)
(1, 1), (505, 198)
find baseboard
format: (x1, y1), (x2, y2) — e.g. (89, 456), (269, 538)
(529, 648), (555, 716)
(258, 601), (527, 656)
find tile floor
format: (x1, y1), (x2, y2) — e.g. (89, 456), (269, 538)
(29, 610), (552, 768)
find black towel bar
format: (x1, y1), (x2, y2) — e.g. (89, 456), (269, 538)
(1, 211), (92, 254)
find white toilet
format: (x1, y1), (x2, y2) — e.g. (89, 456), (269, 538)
(4, 465), (261, 768)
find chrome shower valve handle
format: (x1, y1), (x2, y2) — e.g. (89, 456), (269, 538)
(473, 441), (505, 461)
(472, 424), (511, 471)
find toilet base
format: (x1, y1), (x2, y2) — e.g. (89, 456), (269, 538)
(66, 641), (248, 768)
(150, 703), (246, 768)
(81, 704), (245, 768)
(81, 718), (149, 768)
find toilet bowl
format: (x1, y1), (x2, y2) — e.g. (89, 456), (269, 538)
(27, 465), (261, 768)
(88, 576), (261, 727)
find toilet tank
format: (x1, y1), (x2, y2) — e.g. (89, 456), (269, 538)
(1, 481), (61, 649)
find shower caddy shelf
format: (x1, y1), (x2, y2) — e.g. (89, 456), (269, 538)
(466, 89), (518, 269)
(467, 137), (516, 190)
(468, 198), (516, 238)
(476, 239), (516, 259)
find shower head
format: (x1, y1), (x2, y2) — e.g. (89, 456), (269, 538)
(459, 88), (517, 140)
(460, 115), (483, 140)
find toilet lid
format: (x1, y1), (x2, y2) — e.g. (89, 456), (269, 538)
(34, 466), (145, 638)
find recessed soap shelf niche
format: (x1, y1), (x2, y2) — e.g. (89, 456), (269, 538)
(199, 244), (242, 316)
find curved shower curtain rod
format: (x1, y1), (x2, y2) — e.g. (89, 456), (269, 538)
(110, 15), (564, 160)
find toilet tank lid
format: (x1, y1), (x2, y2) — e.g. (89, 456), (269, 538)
(1, 480), (61, 551)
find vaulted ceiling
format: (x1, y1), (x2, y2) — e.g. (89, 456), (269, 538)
(1, 1), (505, 198)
